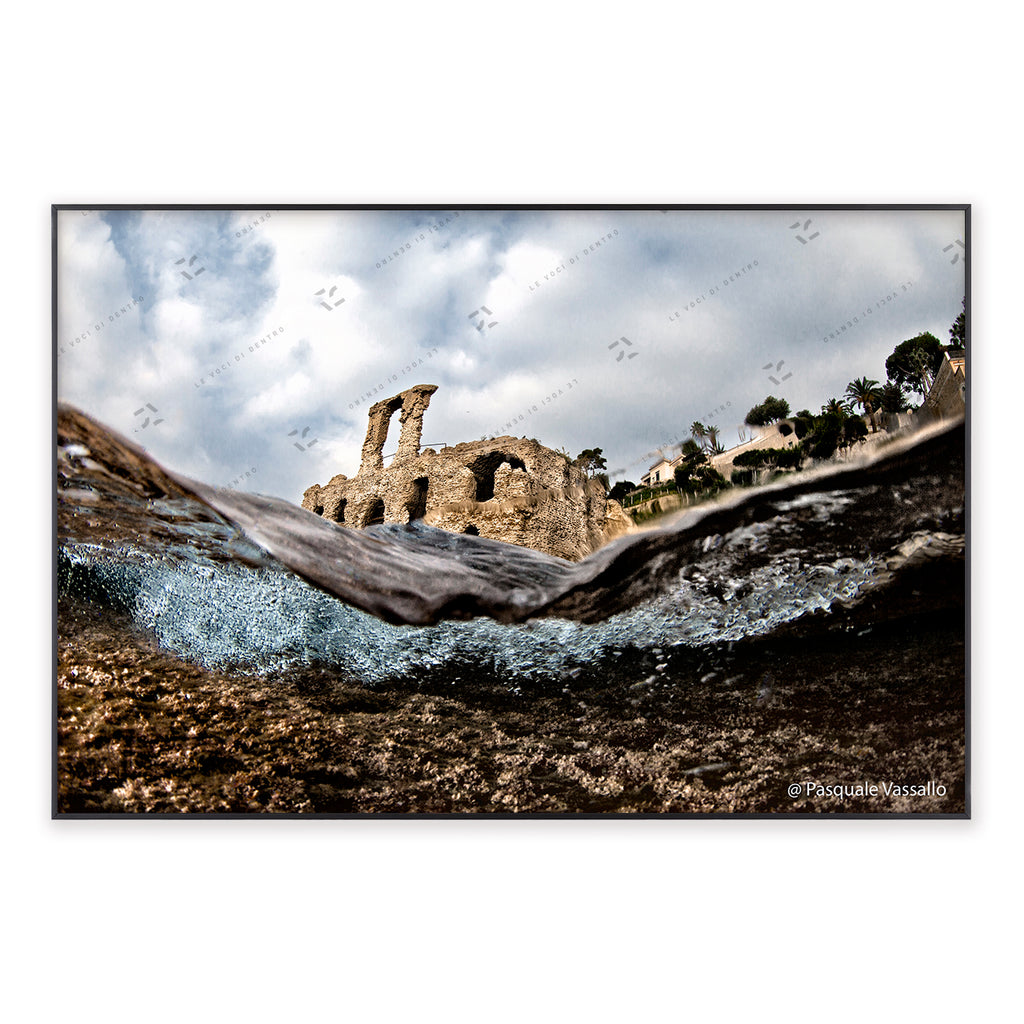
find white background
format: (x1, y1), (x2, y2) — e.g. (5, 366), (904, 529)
(4, 3), (1019, 1021)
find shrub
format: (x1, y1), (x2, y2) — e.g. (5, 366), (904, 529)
(842, 417), (868, 446)
(775, 447), (804, 469)
(805, 414), (843, 460)
(879, 383), (909, 414)
(695, 466), (727, 490)
(732, 450), (764, 469)
(676, 462), (728, 495)
(732, 446), (803, 470)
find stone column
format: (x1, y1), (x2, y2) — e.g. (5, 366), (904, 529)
(358, 394), (404, 476)
(394, 384), (439, 463)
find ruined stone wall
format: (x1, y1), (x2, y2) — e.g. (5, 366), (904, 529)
(301, 384), (631, 561)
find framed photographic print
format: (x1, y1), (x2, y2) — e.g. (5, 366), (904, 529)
(54, 204), (968, 816)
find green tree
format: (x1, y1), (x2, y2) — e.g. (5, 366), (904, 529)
(793, 411), (815, 439)
(806, 419), (842, 460)
(804, 404), (850, 460)
(690, 421), (708, 447)
(694, 464), (727, 491)
(840, 415), (868, 452)
(608, 480), (637, 502)
(745, 395), (791, 426)
(802, 403), (871, 461)
(674, 441), (707, 491)
(705, 425), (724, 454)
(679, 438), (704, 462)
(845, 377), (882, 432)
(885, 332), (944, 399)
(675, 460), (726, 496)
(950, 297), (965, 351)
(879, 382), (910, 414)
(574, 448), (607, 477)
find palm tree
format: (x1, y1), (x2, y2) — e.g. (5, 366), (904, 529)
(822, 398), (848, 417)
(705, 425), (723, 454)
(845, 377), (882, 432)
(690, 421), (708, 448)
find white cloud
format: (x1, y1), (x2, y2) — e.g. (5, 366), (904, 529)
(56, 207), (967, 500)
(241, 372), (314, 422)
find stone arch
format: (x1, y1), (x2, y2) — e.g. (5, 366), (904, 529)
(468, 452), (526, 502)
(322, 496), (347, 523)
(408, 477), (429, 521)
(364, 497), (386, 526)
(359, 384), (438, 475)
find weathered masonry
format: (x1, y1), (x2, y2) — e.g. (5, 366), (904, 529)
(301, 384), (632, 561)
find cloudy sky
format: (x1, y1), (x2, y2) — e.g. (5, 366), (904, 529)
(56, 206), (966, 502)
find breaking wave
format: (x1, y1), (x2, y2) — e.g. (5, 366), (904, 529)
(57, 405), (965, 686)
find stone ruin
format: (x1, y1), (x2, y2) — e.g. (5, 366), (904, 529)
(301, 384), (633, 561)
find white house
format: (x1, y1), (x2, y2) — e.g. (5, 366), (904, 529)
(640, 457), (679, 488)
(636, 422), (798, 489)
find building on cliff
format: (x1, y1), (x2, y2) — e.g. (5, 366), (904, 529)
(922, 349), (966, 420)
(301, 384), (633, 561)
(639, 421), (803, 489)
